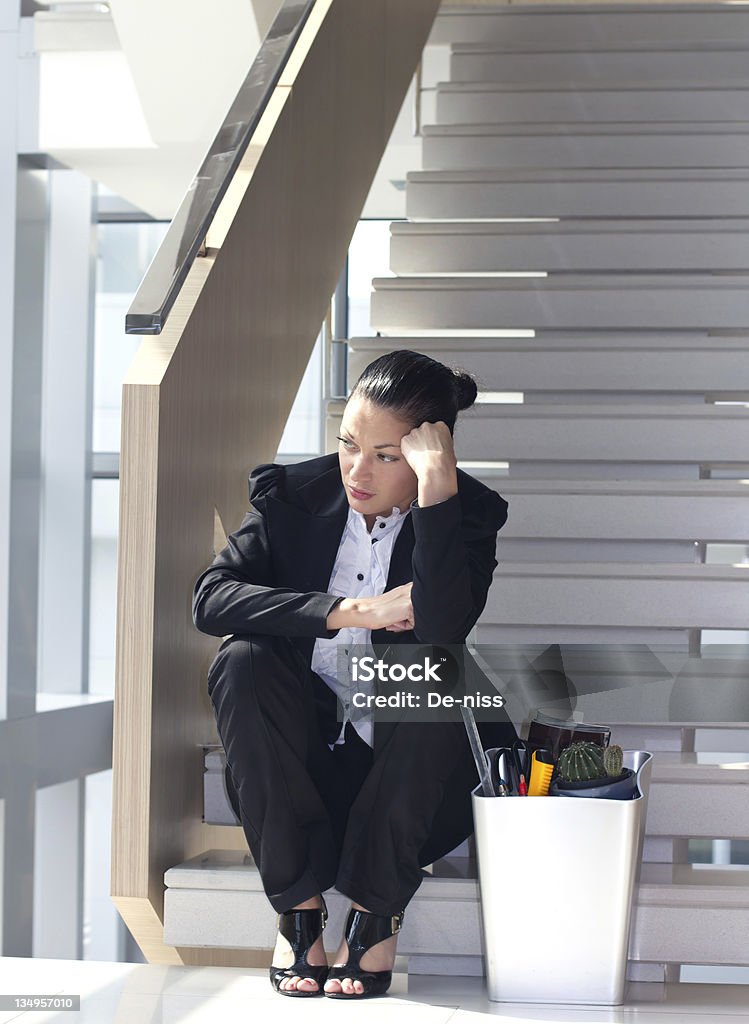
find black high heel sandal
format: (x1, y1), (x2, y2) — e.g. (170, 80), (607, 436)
(324, 906), (404, 999)
(269, 895), (329, 997)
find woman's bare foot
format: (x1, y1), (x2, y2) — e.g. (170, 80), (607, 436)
(272, 895), (328, 993)
(323, 901), (399, 996)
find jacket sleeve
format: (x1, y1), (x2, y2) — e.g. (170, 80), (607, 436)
(409, 487), (508, 645)
(191, 462), (345, 639)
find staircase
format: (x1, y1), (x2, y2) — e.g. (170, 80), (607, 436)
(167, 1), (749, 981)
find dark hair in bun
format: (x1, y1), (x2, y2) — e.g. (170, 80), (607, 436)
(453, 370), (478, 412)
(349, 349), (478, 435)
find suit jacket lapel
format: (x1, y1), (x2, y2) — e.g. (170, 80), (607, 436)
(282, 461), (349, 592)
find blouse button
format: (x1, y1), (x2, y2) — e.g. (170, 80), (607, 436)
(379, 522), (386, 528)
(357, 573), (364, 581)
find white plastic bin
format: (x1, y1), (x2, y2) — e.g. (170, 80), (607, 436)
(471, 749), (653, 1005)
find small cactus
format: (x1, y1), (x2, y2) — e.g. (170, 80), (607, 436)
(603, 744), (624, 778)
(557, 741), (606, 782)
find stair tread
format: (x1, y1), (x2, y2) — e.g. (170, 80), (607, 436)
(459, 401), (749, 418)
(329, 395), (749, 417)
(423, 121), (749, 136)
(435, 79), (749, 92)
(203, 748), (749, 781)
(639, 863), (749, 902)
(408, 166), (749, 182)
(165, 851), (749, 902)
(453, 401), (749, 417)
(466, 479), (749, 497)
(372, 273), (749, 290)
(450, 41), (749, 54)
(164, 850), (480, 897)
(202, 742), (749, 763)
(651, 752), (749, 782)
(493, 561), (749, 580)
(348, 331), (749, 348)
(389, 219), (749, 235)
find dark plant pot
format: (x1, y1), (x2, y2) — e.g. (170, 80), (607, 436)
(549, 767), (639, 801)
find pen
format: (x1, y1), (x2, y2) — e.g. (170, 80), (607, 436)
(495, 777), (510, 797)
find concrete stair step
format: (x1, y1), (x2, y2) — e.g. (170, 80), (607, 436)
(163, 851), (483, 953)
(429, 4), (749, 48)
(405, 168), (749, 219)
(327, 399), (749, 467)
(645, 753), (749, 839)
(388, 220), (749, 274)
(470, 633), (749, 717)
(348, 331), (749, 391)
(632, 863), (749, 965)
(472, 647), (749, 699)
(422, 122), (749, 171)
(434, 81), (749, 124)
(484, 479), (749, 543)
(482, 561), (749, 632)
(163, 851), (749, 966)
(449, 43), (749, 85)
(203, 745), (749, 840)
(370, 273), (749, 331)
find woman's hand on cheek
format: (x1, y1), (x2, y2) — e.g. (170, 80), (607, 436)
(401, 421), (458, 506)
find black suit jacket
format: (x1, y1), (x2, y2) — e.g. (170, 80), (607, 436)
(193, 453), (517, 754)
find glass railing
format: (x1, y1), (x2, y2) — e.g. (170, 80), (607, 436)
(125, 0), (316, 335)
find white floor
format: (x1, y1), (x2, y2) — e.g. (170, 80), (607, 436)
(1, 958), (749, 1024)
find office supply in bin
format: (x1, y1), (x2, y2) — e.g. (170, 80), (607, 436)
(527, 748), (554, 796)
(459, 704), (495, 797)
(460, 705), (653, 1004)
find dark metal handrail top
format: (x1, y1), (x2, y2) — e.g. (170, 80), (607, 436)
(125, 1), (317, 335)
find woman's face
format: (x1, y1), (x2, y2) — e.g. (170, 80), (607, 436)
(337, 395), (419, 529)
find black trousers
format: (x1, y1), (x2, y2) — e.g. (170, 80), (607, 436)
(207, 632), (503, 916)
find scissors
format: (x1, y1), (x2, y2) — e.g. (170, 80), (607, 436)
(488, 748), (513, 796)
(510, 739), (532, 793)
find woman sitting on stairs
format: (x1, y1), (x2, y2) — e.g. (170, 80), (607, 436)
(192, 349), (515, 998)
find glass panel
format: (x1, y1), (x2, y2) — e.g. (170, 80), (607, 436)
(94, 222), (169, 452)
(681, 965), (749, 983)
(705, 542), (749, 565)
(687, 838), (714, 864)
(277, 331), (323, 457)
(33, 780), (80, 958)
(125, 1), (318, 334)
(704, 548), (749, 643)
(84, 769), (120, 960)
(702, 628), (749, 645)
(347, 220), (394, 338)
(88, 479), (119, 698)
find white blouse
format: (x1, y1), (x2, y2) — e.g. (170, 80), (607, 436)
(311, 501), (412, 749)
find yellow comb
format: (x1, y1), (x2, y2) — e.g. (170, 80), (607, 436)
(528, 750), (553, 797)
